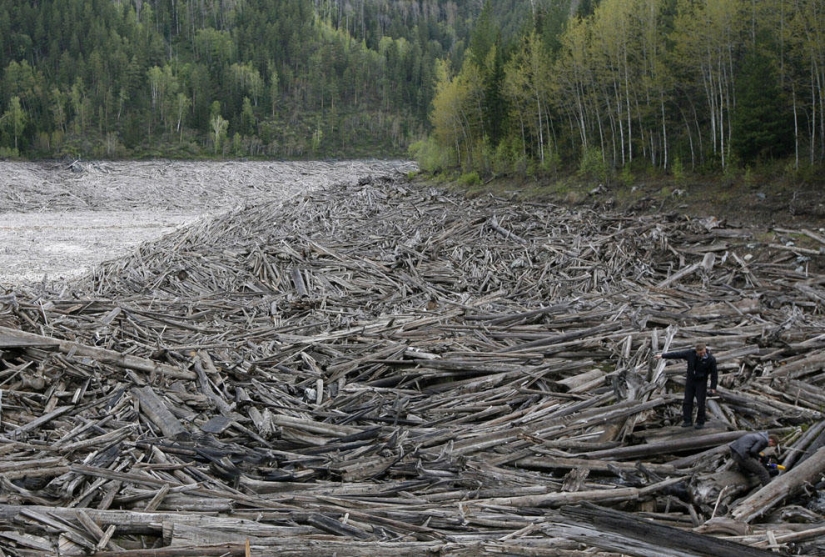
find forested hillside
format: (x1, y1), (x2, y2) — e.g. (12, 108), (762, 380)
(0, 0), (532, 159)
(2, 0), (818, 177)
(421, 0), (817, 179)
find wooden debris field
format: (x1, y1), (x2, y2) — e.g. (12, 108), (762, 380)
(0, 173), (824, 556)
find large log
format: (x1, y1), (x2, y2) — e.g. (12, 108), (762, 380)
(0, 325), (195, 379)
(557, 503), (779, 557)
(585, 430), (747, 461)
(731, 446), (825, 522)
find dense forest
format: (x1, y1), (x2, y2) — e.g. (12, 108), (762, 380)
(0, 0), (820, 179)
(0, 0), (529, 159)
(422, 0), (814, 178)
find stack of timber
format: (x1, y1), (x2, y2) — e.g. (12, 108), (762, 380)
(0, 174), (824, 556)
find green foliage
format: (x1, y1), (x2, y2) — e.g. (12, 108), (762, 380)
(409, 136), (451, 174)
(0, 146), (19, 158)
(492, 135), (527, 175)
(311, 126), (323, 153)
(2, 95), (26, 149)
(458, 171), (481, 186)
(731, 46), (794, 164)
(0, 0), (448, 158)
(424, 0), (817, 185)
(744, 166), (756, 188)
(620, 164), (633, 187)
(578, 147), (608, 182)
(672, 157), (685, 184)
(0, 0), (815, 172)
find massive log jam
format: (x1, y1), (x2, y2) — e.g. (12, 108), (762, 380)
(0, 168), (824, 555)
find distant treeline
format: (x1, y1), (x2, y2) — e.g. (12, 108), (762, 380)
(1, 0), (817, 178)
(0, 0), (529, 159)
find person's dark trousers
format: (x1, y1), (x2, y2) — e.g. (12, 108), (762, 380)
(682, 376), (708, 425)
(732, 450), (771, 486)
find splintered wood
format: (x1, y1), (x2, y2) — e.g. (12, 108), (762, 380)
(0, 175), (824, 556)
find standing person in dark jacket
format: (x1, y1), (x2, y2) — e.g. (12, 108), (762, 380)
(729, 432), (779, 486)
(655, 343), (718, 429)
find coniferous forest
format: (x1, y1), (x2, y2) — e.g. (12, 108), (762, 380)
(0, 0), (821, 178)
(0, 0), (518, 159)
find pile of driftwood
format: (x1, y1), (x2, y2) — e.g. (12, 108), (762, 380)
(0, 160), (410, 213)
(1, 174), (825, 556)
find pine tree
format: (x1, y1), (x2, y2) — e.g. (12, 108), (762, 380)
(731, 47), (794, 163)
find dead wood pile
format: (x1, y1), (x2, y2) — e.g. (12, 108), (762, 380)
(0, 160), (408, 213)
(1, 174), (825, 556)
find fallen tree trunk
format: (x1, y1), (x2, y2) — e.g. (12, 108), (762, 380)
(731, 446), (825, 522)
(559, 503), (779, 557)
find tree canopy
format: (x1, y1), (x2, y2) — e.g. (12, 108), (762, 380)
(425, 0), (818, 177)
(0, 0), (817, 176)
(0, 0), (517, 159)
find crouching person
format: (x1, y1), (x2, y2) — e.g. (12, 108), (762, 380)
(729, 432), (779, 487)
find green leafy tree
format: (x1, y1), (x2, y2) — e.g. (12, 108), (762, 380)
(430, 60), (471, 168)
(175, 92), (190, 141)
(210, 100), (228, 154)
(2, 95), (26, 150)
(504, 32), (553, 165)
(240, 96), (256, 136)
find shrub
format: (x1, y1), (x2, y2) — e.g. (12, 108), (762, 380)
(578, 146), (608, 182)
(409, 137), (452, 173)
(458, 171), (481, 186)
(620, 163), (633, 187)
(672, 156), (685, 184)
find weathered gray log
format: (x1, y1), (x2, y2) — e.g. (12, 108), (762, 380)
(131, 386), (187, 438)
(486, 215), (528, 244)
(558, 503), (779, 557)
(7, 405), (73, 438)
(781, 419), (825, 469)
(497, 321), (624, 353)
(769, 350), (825, 380)
(94, 545), (246, 557)
(0, 325), (195, 379)
(657, 255), (714, 288)
(514, 454), (683, 477)
(97, 540), (463, 557)
(306, 512), (373, 539)
(464, 477), (683, 508)
(0, 505), (300, 536)
(585, 430), (747, 461)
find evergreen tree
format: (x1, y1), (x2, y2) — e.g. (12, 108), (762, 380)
(731, 47), (794, 163)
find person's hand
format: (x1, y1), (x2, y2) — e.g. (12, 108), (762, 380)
(709, 389), (717, 395)
(654, 353), (662, 360)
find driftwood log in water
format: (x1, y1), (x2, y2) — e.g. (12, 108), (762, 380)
(0, 170), (824, 556)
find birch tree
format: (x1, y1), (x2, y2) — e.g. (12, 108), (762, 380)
(2, 96), (26, 150)
(590, 0), (636, 168)
(553, 17), (597, 156)
(429, 52), (493, 170)
(210, 101), (228, 154)
(504, 32), (553, 165)
(785, 0), (825, 164)
(671, 0), (746, 169)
